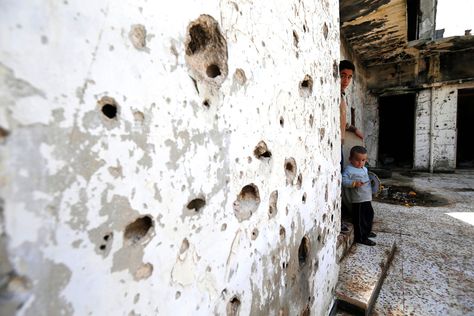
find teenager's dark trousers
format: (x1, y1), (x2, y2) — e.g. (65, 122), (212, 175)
(351, 201), (374, 242)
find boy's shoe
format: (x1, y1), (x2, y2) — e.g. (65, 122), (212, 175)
(369, 232), (377, 238)
(359, 239), (376, 246)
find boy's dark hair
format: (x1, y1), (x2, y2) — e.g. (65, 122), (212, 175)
(350, 146), (367, 158)
(339, 60), (355, 73)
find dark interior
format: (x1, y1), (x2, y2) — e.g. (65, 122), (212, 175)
(457, 89), (474, 168)
(378, 93), (416, 169)
(407, 0), (420, 41)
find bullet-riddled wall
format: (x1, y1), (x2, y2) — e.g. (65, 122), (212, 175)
(0, 1), (341, 315)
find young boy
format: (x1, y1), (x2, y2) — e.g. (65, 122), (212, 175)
(342, 146), (376, 246)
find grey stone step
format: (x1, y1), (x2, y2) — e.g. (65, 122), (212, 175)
(335, 232), (397, 316)
(336, 221), (355, 262)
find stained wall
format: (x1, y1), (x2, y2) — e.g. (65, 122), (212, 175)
(0, 1), (342, 315)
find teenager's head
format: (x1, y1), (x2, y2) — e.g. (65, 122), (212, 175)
(339, 60), (355, 92)
(349, 146), (367, 168)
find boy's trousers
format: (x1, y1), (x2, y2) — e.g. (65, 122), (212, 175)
(351, 201), (374, 242)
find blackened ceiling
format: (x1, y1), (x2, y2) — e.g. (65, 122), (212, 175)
(340, 0), (408, 67)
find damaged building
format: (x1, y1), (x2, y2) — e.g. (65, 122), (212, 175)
(0, 0), (472, 315)
(341, 0), (474, 172)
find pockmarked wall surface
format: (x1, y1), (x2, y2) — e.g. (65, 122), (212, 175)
(0, 1), (342, 315)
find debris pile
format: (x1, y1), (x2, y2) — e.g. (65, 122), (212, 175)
(375, 185), (449, 207)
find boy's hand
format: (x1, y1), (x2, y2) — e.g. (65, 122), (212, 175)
(352, 181), (364, 188)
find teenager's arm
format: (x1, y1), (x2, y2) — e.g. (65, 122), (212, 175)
(346, 124), (363, 139)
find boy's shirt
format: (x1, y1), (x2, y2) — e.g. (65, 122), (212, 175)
(342, 165), (372, 203)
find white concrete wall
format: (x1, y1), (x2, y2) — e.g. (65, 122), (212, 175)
(414, 90), (432, 170)
(363, 94), (379, 167)
(412, 84), (474, 171)
(0, 1), (341, 315)
(419, 0), (437, 39)
(431, 86), (457, 171)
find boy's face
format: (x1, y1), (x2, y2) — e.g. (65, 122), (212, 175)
(350, 152), (367, 168)
(340, 69), (353, 92)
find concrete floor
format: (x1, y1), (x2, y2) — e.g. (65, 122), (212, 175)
(371, 170), (474, 316)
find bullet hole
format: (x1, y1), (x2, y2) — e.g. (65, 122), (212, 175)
(254, 141), (272, 159)
(190, 76), (200, 94)
(309, 114), (314, 127)
(251, 228), (259, 240)
(103, 233), (112, 241)
(268, 190), (278, 217)
(175, 291), (181, 299)
(134, 263), (153, 280)
(206, 64), (221, 78)
(185, 15), (228, 90)
(333, 60), (339, 80)
(279, 116), (284, 127)
(133, 111), (145, 123)
(233, 68), (247, 85)
(284, 158), (297, 185)
(99, 245), (106, 251)
(227, 296), (241, 316)
(323, 22), (328, 39)
(186, 24), (209, 55)
(298, 236), (310, 267)
(129, 24), (147, 50)
(202, 100), (210, 107)
(301, 304), (310, 316)
(325, 186), (328, 202)
(247, 156), (252, 163)
(293, 30), (299, 48)
(303, 24), (308, 32)
(314, 259), (319, 271)
(221, 223), (227, 231)
(331, 214), (334, 222)
(296, 174), (302, 189)
(280, 225), (286, 240)
(322, 213), (327, 222)
(98, 96), (118, 119)
(180, 238), (190, 254)
(124, 215), (153, 245)
(299, 75), (313, 97)
(302, 193), (307, 204)
(0, 127), (10, 143)
(317, 234), (321, 242)
(187, 198), (206, 213)
(233, 184), (260, 221)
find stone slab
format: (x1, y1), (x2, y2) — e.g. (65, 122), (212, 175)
(336, 221), (354, 263)
(336, 232), (397, 315)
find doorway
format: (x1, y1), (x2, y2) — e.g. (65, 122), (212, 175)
(378, 93), (416, 169)
(457, 89), (474, 168)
